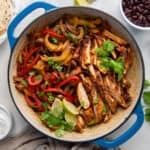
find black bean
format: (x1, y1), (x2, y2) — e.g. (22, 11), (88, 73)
(147, 15), (150, 22)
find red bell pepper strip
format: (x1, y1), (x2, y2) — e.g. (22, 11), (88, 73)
(24, 47), (40, 65)
(44, 88), (74, 103)
(18, 54), (40, 76)
(27, 74), (43, 86)
(42, 29), (65, 40)
(56, 76), (80, 88)
(25, 94), (44, 111)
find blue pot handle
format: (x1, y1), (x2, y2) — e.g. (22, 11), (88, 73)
(7, 1), (56, 49)
(92, 102), (144, 148)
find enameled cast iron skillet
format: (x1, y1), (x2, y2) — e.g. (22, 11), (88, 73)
(7, 1), (145, 148)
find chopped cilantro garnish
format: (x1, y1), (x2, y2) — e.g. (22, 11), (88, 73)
(93, 98), (99, 105)
(35, 74), (43, 80)
(28, 70), (36, 76)
(66, 32), (79, 44)
(55, 126), (65, 137)
(51, 37), (59, 44)
(95, 40), (115, 57)
(47, 93), (55, 102)
(102, 40), (115, 53)
(80, 101), (85, 108)
(38, 91), (45, 98)
(100, 57), (124, 80)
(57, 28), (62, 35)
(102, 105), (108, 115)
(48, 58), (63, 71)
(73, 38), (79, 45)
(66, 32), (73, 40)
(42, 102), (48, 111)
(20, 79), (28, 87)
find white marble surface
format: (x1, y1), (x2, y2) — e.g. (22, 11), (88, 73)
(0, 0), (150, 149)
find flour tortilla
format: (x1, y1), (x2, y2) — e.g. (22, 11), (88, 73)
(0, 0), (13, 35)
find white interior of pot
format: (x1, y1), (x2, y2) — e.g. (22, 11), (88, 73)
(9, 7), (143, 142)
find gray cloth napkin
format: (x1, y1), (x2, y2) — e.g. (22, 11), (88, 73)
(0, 126), (120, 150)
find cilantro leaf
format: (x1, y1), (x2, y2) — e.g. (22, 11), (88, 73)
(100, 57), (124, 80)
(93, 98), (99, 105)
(42, 102), (48, 111)
(144, 80), (150, 88)
(20, 79), (28, 87)
(102, 105), (108, 115)
(48, 58), (63, 71)
(35, 74), (43, 80)
(51, 37), (59, 44)
(95, 47), (110, 57)
(102, 40), (115, 52)
(143, 91), (150, 105)
(47, 93), (55, 102)
(55, 126), (65, 137)
(66, 32), (73, 40)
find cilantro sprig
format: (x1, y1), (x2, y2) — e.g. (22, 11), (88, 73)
(95, 40), (124, 80)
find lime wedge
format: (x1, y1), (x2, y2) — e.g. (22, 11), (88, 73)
(51, 98), (63, 118)
(74, 0), (89, 6)
(65, 112), (77, 127)
(62, 99), (79, 115)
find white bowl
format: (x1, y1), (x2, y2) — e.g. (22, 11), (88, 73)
(120, 0), (150, 30)
(0, 105), (12, 140)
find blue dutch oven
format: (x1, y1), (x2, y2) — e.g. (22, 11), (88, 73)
(7, 1), (145, 148)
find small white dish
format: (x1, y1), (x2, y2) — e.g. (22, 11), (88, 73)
(0, 104), (12, 140)
(120, 0), (150, 30)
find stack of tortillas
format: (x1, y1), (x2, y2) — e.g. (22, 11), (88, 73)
(0, 0), (13, 35)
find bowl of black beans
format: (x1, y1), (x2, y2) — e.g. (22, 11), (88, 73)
(120, 0), (150, 30)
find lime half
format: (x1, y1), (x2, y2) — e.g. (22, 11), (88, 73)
(74, 0), (89, 6)
(62, 99), (79, 115)
(51, 98), (63, 118)
(65, 112), (77, 127)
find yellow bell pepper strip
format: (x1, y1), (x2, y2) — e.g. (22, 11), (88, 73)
(75, 27), (84, 39)
(41, 41), (72, 62)
(68, 16), (101, 28)
(44, 34), (64, 52)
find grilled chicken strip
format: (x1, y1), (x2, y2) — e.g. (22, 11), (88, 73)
(103, 74), (129, 108)
(75, 115), (86, 132)
(81, 107), (95, 125)
(80, 38), (91, 68)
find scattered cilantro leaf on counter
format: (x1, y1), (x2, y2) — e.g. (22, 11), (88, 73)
(145, 108), (150, 121)
(144, 80), (150, 88)
(143, 80), (150, 121)
(143, 91), (150, 105)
